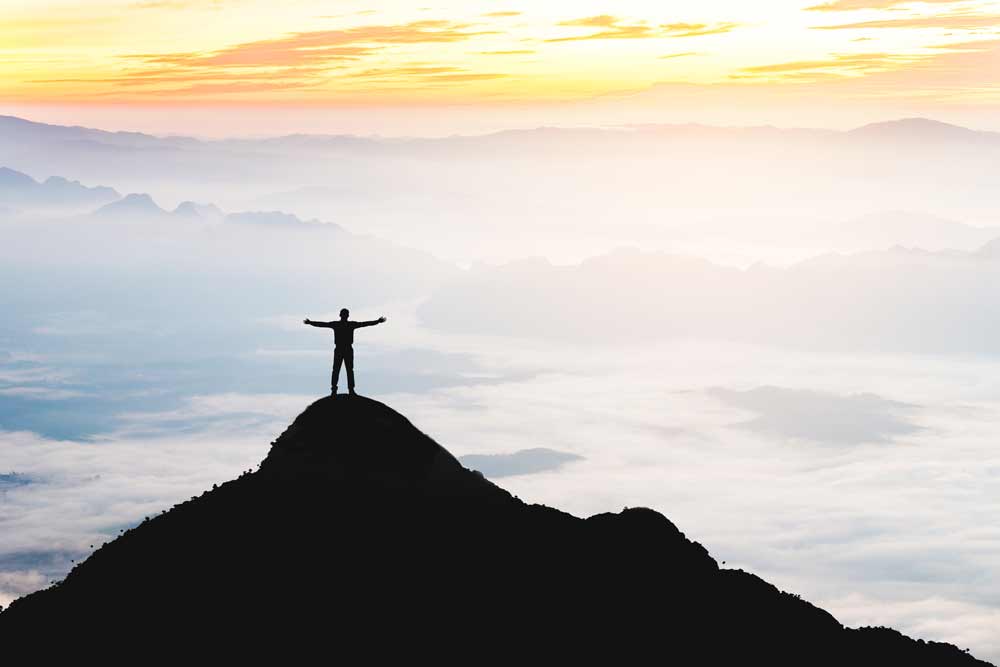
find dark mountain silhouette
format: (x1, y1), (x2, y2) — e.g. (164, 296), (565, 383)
(0, 166), (119, 211)
(0, 396), (989, 663)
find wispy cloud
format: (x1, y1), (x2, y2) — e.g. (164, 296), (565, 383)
(740, 52), (913, 76)
(548, 15), (656, 41)
(548, 15), (739, 42)
(129, 21), (493, 70)
(129, 0), (232, 9)
(663, 22), (741, 38)
(814, 11), (1000, 29)
(479, 49), (535, 55)
(85, 19), (506, 98)
(349, 64), (507, 83)
(806, 0), (967, 10)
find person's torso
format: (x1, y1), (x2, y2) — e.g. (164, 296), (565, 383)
(331, 321), (357, 347)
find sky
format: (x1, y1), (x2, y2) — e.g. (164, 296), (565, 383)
(5, 0), (1000, 135)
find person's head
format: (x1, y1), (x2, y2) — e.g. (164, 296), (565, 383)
(339, 308), (349, 320)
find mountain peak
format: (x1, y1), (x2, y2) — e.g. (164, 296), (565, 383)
(848, 117), (986, 141)
(0, 397), (990, 664)
(173, 200), (224, 219)
(0, 167), (120, 210)
(259, 395), (502, 497)
(93, 192), (165, 218)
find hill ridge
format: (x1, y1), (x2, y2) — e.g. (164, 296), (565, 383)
(0, 395), (991, 664)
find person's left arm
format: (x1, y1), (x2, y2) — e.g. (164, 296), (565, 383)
(355, 316), (387, 328)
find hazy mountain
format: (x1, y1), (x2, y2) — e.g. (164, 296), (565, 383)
(0, 182), (458, 378)
(224, 210), (343, 231)
(825, 211), (1000, 251)
(668, 210), (1000, 254)
(0, 115), (198, 150)
(172, 201), (224, 220)
(0, 166), (119, 212)
(92, 192), (168, 220)
(0, 396), (988, 664)
(6, 114), (1000, 232)
(90, 195), (339, 231)
(418, 244), (1000, 355)
(846, 118), (995, 144)
(0, 167), (34, 188)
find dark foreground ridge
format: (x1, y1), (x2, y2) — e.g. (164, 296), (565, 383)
(1, 396), (991, 663)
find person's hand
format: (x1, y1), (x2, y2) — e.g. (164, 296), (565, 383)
(378, 316), (387, 323)
(303, 318), (311, 325)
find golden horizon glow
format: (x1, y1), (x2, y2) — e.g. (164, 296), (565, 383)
(3, 0), (1000, 133)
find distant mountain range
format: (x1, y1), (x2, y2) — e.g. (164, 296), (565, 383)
(5, 114), (1000, 236)
(0, 396), (990, 664)
(418, 241), (1000, 356)
(0, 166), (119, 212)
(845, 118), (993, 143)
(89, 190), (345, 230)
(0, 163), (347, 228)
(3, 114), (998, 156)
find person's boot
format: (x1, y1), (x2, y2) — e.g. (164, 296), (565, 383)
(331, 387), (338, 396)
(348, 388), (357, 396)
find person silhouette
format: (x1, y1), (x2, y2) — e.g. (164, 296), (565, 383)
(304, 309), (386, 396)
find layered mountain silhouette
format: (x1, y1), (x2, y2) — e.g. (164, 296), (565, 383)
(0, 166), (119, 212)
(0, 397), (990, 663)
(93, 192), (167, 219)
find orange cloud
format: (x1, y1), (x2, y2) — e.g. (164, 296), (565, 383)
(483, 11), (521, 18)
(25, 18), (513, 101)
(130, 20), (496, 69)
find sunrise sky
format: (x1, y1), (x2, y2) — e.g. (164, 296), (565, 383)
(4, 0), (1000, 135)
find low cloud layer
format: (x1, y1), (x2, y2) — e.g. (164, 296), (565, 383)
(708, 386), (922, 445)
(460, 447), (583, 478)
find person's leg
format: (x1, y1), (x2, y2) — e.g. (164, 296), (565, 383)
(332, 348), (343, 394)
(345, 347), (356, 393)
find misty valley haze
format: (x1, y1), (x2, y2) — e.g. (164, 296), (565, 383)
(1, 115), (999, 662)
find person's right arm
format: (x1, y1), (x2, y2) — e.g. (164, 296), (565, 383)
(303, 319), (333, 327)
